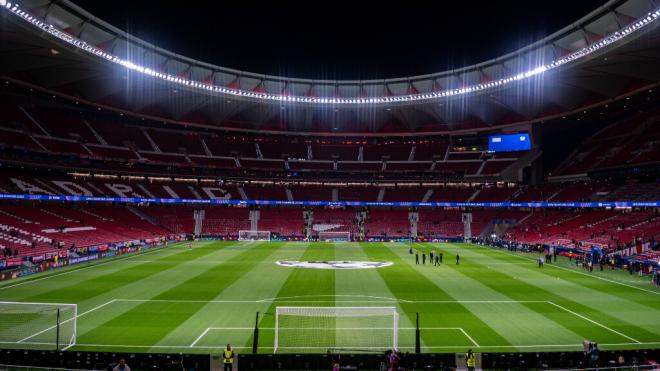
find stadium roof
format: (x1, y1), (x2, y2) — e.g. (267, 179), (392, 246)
(0, 0), (659, 134)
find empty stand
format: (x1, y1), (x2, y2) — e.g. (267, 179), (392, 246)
(0, 203), (168, 257)
(259, 208), (304, 236)
(201, 207), (250, 236)
(555, 110), (660, 175)
(312, 208), (358, 236)
(364, 209), (410, 237)
(311, 143), (358, 161)
(417, 209), (464, 238)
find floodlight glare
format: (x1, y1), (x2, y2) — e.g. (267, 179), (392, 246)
(0, 3), (658, 105)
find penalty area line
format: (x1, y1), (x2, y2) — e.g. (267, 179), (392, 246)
(459, 328), (480, 347)
(112, 298), (548, 304)
(190, 327), (212, 348)
(18, 299), (117, 344)
(200, 327), (470, 330)
(547, 301), (641, 344)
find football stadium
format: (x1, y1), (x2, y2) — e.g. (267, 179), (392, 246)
(0, 0), (659, 369)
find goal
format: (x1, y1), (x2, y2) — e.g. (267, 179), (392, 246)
(238, 230), (271, 241)
(0, 301), (77, 350)
(318, 231), (351, 242)
(274, 306), (398, 353)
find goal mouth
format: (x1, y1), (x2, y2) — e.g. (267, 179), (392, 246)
(238, 230), (271, 241)
(274, 306), (399, 353)
(316, 231), (351, 242)
(276, 260), (393, 269)
(0, 301), (77, 351)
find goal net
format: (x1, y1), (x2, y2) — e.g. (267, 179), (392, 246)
(274, 306), (398, 353)
(318, 231), (351, 242)
(0, 301), (77, 350)
(238, 230), (271, 241)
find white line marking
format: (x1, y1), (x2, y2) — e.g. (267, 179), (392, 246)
(257, 294), (408, 302)
(61, 341), (660, 350)
(7, 339), (656, 350)
(190, 327), (211, 348)
(112, 298), (547, 304)
(18, 299), (116, 343)
(478, 245), (660, 296)
(203, 327), (464, 330)
(547, 301), (641, 343)
(459, 328), (480, 347)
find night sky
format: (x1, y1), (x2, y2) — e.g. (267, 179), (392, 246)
(73, 0), (607, 80)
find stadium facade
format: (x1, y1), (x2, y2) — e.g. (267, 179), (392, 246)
(0, 0), (659, 369)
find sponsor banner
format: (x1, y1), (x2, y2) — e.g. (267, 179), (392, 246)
(0, 193), (657, 208)
(30, 255), (46, 264)
(68, 254), (99, 265)
(4, 258), (23, 268)
(120, 246), (139, 254)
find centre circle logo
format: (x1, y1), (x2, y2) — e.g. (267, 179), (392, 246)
(276, 260), (393, 270)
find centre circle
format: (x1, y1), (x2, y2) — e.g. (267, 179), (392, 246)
(276, 260), (393, 269)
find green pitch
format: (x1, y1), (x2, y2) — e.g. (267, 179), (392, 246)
(0, 241), (658, 354)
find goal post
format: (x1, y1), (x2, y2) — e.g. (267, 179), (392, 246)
(238, 230), (271, 241)
(274, 306), (398, 353)
(0, 301), (77, 351)
(317, 231), (351, 242)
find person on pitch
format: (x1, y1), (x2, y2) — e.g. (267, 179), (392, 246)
(415, 251), (419, 264)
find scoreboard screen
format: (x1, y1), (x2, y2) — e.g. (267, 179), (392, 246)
(488, 133), (531, 152)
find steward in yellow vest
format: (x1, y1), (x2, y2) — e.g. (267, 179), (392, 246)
(223, 344), (235, 371)
(466, 349), (476, 371)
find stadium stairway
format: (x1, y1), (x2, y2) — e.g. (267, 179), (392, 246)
(126, 205), (171, 232)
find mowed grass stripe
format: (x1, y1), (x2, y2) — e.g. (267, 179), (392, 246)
(157, 242), (310, 351)
(18, 242), (221, 304)
(475, 244), (660, 306)
(0, 243), (186, 291)
(363, 243), (511, 349)
(458, 243), (660, 330)
(0, 244), (188, 300)
(37, 242), (241, 344)
(395, 243), (585, 348)
(442, 243), (659, 343)
(255, 243), (336, 352)
(408, 243), (616, 346)
(2, 242), (232, 350)
(71, 242), (254, 347)
(77, 241), (277, 346)
(333, 243), (419, 350)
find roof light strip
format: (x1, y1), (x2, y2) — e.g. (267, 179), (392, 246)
(3, 2), (659, 105)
